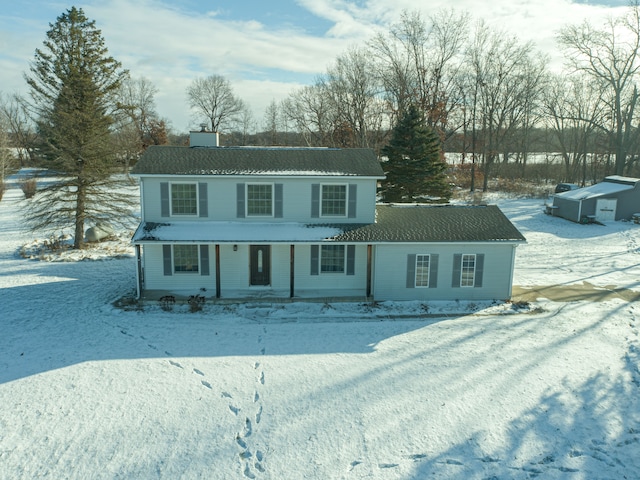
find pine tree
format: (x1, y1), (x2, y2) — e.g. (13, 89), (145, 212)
(24, 7), (134, 249)
(379, 105), (451, 203)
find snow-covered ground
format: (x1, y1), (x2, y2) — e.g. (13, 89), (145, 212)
(1, 177), (639, 479)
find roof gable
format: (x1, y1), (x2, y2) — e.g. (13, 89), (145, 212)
(131, 145), (385, 177)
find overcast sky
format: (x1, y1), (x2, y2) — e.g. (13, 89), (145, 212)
(0, 0), (629, 133)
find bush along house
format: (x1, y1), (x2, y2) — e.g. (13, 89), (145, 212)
(130, 131), (526, 302)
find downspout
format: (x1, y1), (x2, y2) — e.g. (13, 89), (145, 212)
(135, 244), (142, 299)
(215, 245), (221, 298)
(507, 244), (517, 299)
(577, 199), (583, 223)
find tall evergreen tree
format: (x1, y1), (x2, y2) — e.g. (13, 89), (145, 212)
(24, 7), (133, 249)
(379, 105), (451, 203)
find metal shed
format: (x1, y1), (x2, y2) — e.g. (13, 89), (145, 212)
(551, 175), (640, 223)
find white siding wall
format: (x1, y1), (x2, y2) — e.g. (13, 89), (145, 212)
(142, 244), (216, 297)
(372, 243), (517, 301)
(140, 176), (377, 224)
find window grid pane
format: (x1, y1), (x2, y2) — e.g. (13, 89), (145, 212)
(247, 184), (273, 216)
(321, 185), (346, 216)
(461, 254), (476, 287)
(415, 254), (430, 287)
(321, 245), (345, 273)
(174, 245), (199, 273)
(171, 184), (197, 215)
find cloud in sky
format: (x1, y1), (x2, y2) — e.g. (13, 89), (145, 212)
(0, 0), (628, 133)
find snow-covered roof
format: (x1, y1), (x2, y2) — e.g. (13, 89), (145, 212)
(558, 181), (634, 201)
(132, 205), (526, 244)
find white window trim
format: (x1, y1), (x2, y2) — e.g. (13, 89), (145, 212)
(170, 182), (199, 217)
(172, 244), (200, 274)
(460, 253), (476, 287)
(320, 183), (348, 218)
(246, 182), (274, 217)
(414, 254), (430, 288)
(320, 244), (346, 274)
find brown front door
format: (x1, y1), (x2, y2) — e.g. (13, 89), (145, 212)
(250, 245), (270, 286)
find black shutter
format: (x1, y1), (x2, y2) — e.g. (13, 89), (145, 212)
(236, 183), (245, 218)
(406, 254), (416, 288)
(452, 254), (462, 288)
(311, 184), (320, 218)
(274, 184), (283, 218)
(346, 245), (355, 275)
(200, 245), (210, 276)
(160, 182), (170, 217)
(474, 254), (484, 288)
(163, 245), (172, 276)
(199, 183), (208, 217)
(348, 184), (357, 218)
(429, 254), (439, 288)
(310, 245), (319, 275)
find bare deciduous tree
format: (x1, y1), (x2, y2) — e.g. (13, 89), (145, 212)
(186, 74), (245, 133)
(558, 2), (640, 175)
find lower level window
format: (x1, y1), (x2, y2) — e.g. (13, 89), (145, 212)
(415, 254), (430, 287)
(174, 245), (199, 273)
(461, 254), (476, 287)
(321, 245), (345, 273)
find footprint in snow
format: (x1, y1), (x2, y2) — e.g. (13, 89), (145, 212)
(193, 368), (205, 376)
(229, 405), (240, 416)
(222, 391), (232, 398)
(201, 380), (212, 389)
(169, 360), (183, 369)
(236, 435), (248, 449)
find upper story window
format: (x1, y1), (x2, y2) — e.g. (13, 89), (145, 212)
(415, 254), (430, 287)
(461, 254), (476, 287)
(171, 183), (198, 216)
(247, 184), (273, 216)
(321, 184), (347, 217)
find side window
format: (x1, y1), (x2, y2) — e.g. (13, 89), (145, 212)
(173, 245), (199, 273)
(171, 183), (198, 216)
(321, 184), (347, 217)
(247, 183), (273, 216)
(415, 254), (430, 287)
(461, 254), (476, 287)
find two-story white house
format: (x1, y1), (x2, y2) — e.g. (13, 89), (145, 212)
(131, 131), (525, 302)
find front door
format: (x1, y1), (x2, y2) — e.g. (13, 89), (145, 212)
(250, 245), (271, 286)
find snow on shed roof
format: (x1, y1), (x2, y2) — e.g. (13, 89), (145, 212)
(558, 180), (634, 201)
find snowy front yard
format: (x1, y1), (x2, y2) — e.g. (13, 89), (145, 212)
(1, 184), (639, 479)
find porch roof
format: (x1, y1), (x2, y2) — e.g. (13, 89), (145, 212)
(132, 205), (525, 244)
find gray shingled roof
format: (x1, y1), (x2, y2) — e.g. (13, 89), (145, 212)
(131, 145), (385, 177)
(132, 204), (525, 244)
(328, 204), (526, 243)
